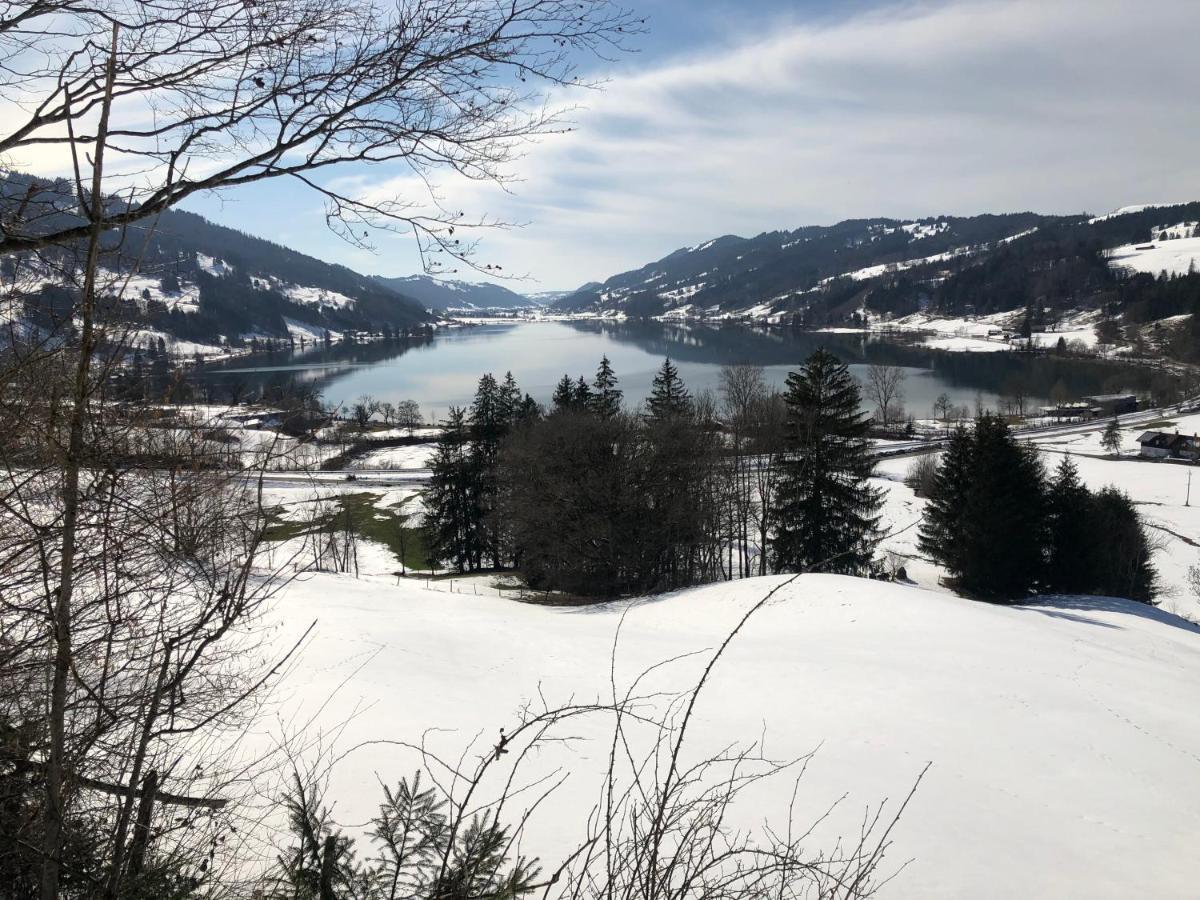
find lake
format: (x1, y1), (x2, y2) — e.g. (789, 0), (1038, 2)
(195, 320), (1175, 421)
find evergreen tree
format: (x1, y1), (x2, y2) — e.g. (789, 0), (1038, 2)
(1101, 417), (1123, 455)
(573, 376), (593, 408)
(498, 371), (522, 427)
(423, 408), (476, 573)
(919, 415), (1046, 599)
(591, 355), (623, 419)
(1045, 455), (1095, 593)
(960, 416), (1047, 598)
(917, 426), (975, 576)
(772, 349), (881, 574)
(516, 393), (541, 425)
(470, 373), (503, 448)
(551, 375), (576, 414)
(646, 357), (690, 420)
(470, 373), (516, 568)
(1091, 487), (1157, 603)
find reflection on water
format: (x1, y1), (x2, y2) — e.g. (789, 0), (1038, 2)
(193, 320), (1173, 420)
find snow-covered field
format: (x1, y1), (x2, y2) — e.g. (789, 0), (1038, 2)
(861, 309), (1104, 353)
(264, 568), (1200, 900)
(1106, 236), (1200, 277)
(349, 442), (436, 470)
(245, 402), (1200, 899)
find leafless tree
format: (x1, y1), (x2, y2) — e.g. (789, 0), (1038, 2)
(0, 0), (641, 272)
(378, 401), (398, 428)
(396, 399), (424, 435)
(904, 452), (939, 498)
(863, 365), (906, 427)
(352, 395), (381, 431)
(720, 364), (766, 578)
(932, 392), (952, 429)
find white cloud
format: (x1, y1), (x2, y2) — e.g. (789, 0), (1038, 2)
(362, 0), (1200, 289)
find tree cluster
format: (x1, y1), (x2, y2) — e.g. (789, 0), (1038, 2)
(919, 416), (1155, 602)
(424, 351), (884, 597)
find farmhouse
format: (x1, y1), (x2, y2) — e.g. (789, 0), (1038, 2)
(1137, 431), (1200, 460)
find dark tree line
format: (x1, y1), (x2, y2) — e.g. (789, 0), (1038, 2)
(919, 416), (1156, 602)
(423, 372), (538, 573)
(424, 350), (884, 597)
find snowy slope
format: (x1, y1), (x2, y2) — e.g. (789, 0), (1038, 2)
(1089, 203), (1187, 223)
(374, 274), (537, 310)
(265, 571), (1200, 900)
(1105, 236), (1200, 276)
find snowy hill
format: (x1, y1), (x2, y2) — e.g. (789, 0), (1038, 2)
(0, 173), (431, 353)
(266, 571), (1200, 899)
(554, 204), (1200, 325)
(372, 274), (539, 311)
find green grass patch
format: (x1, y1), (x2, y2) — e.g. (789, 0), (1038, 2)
(263, 491), (429, 571)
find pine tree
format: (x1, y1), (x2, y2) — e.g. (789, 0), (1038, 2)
(423, 408), (476, 573)
(1091, 487), (1157, 603)
(470, 374), (503, 453)
(591, 355), (623, 419)
(917, 425), (975, 576)
(470, 373), (515, 568)
(1045, 455), (1095, 593)
(646, 357), (690, 420)
(1101, 417), (1123, 456)
(772, 348), (881, 574)
(516, 393), (541, 425)
(498, 371), (522, 427)
(573, 376), (593, 408)
(923, 415), (1046, 599)
(551, 375), (576, 414)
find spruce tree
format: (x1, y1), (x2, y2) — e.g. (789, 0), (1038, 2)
(647, 357), (690, 420)
(772, 348), (881, 574)
(551, 375), (576, 414)
(1091, 487), (1157, 603)
(423, 407), (476, 573)
(498, 371), (522, 427)
(516, 393), (541, 425)
(470, 373), (515, 568)
(1101, 417), (1123, 456)
(573, 376), (593, 408)
(1045, 455), (1095, 593)
(917, 425), (975, 576)
(923, 415), (1047, 599)
(591, 355), (623, 419)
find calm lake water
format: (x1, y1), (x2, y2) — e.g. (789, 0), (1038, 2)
(196, 320), (1173, 420)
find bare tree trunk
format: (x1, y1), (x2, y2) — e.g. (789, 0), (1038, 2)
(126, 770), (158, 880)
(42, 26), (118, 900)
(319, 834), (337, 900)
(103, 648), (171, 899)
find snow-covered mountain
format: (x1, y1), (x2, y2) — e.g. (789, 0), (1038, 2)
(555, 205), (1200, 324)
(0, 173), (431, 354)
(373, 274), (540, 311)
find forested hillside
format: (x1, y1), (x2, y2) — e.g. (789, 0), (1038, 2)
(1, 173), (431, 349)
(555, 204), (1200, 333)
(373, 274), (538, 311)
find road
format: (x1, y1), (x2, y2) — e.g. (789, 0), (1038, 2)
(872, 401), (1200, 459)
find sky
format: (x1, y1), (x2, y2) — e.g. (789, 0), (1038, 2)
(173, 0), (1200, 291)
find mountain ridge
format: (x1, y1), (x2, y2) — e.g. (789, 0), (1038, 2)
(553, 205), (1200, 330)
(0, 173), (433, 352)
(372, 274), (539, 311)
